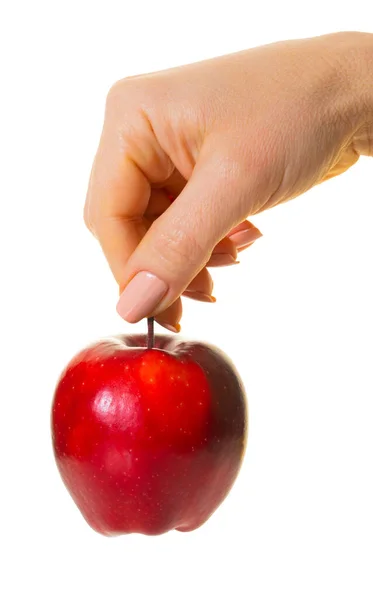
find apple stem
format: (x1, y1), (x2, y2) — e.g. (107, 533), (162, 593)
(147, 317), (155, 349)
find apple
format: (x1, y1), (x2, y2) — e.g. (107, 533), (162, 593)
(51, 319), (247, 536)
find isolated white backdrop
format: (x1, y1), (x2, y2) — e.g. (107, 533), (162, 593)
(1, 1), (372, 599)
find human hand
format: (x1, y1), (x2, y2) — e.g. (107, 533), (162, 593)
(84, 31), (373, 331)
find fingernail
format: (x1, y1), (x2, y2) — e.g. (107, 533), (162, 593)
(116, 272), (168, 323)
(207, 253), (240, 267)
(183, 291), (216, 303)
(156, 322), (181, 333)
(229, 229), (262, 248)
(237, 242), (255, 252)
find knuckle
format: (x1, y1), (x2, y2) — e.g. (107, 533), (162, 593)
(106, 78), (126, 109)
(105, 76), (145, 118)
(152, 223), (206, 273)
(105, 78), (134, 122)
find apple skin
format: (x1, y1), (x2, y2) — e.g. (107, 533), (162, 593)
(52, 334), (247, 536)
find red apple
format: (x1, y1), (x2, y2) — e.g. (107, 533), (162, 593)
(51, 323), (247, 536)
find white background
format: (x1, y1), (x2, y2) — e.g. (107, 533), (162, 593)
(1, 1), (372, 599)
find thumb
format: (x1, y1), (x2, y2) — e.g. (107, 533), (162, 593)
(116, 156), (261, 323)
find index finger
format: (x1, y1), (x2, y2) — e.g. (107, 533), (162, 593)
(85, 141), (150, 288)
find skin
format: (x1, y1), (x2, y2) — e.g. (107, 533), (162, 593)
(84, 31), (373, 331)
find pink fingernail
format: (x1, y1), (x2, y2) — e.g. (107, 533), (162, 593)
(229, 229), (262, 248)
(237, 242), (255, 252)
(183, 291), (216, 303)
(156, 322), (181, 333)
(207, 253), (240, 267)
(116, 272), (168, 323)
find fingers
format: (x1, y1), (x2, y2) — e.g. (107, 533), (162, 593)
(164, 172), (263, 266)
(85, 89), (263, 332)
(115, 154), (262, 324)
(84, 93), (175, 300)
(183, 267), (215, 302)
(207, 220), (262, 266)
(226, 220), (263, 248)
(207, 237), (238, 267)
(154, 268), (213, 331)
(85, 148), (151, 288)
(156, 233), (263, 331)
(154, 298), (182, 333)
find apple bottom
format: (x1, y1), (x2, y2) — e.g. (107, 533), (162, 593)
(57, 439), (243, 536)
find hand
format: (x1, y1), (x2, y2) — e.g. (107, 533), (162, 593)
(84, 31), (373, 331)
